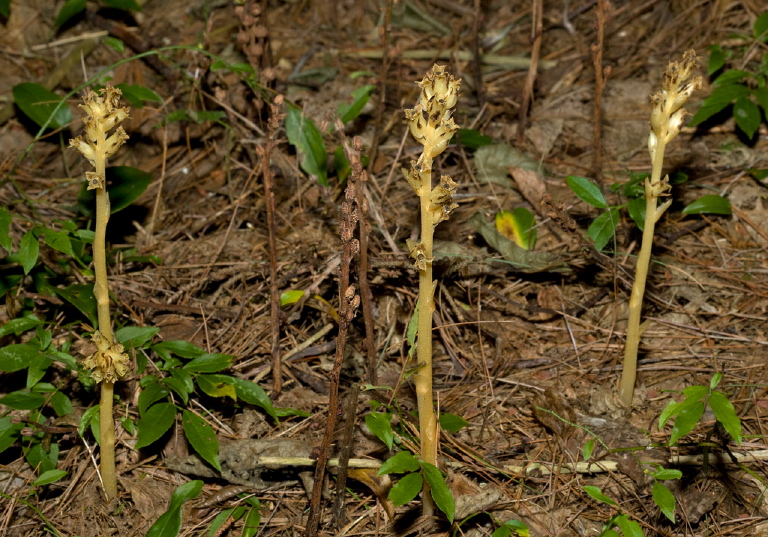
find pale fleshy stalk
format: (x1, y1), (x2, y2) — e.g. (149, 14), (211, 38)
(403, 65), (460, 514)
(70, 86), (132, 502)
(619, 51), (702, 407)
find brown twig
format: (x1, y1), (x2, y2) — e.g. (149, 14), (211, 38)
(365, 0), (393, 177)
(257, 95), (286, 396)
(304, 120), (362, 537)
(516, 0), (542, 146)
(331, 384), (360, 530)
(591, 0), (611, 183)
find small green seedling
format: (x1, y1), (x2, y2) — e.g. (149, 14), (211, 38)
(583, 486), (644, 537)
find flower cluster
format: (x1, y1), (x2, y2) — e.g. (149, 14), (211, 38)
(69, 86), (130, 190)
(83, 331), (130, 383)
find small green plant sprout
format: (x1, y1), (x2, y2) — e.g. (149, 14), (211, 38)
(689, 11), (768, 141)
(69, 85), (131, 502)
(618, 50), (702, 407)
(583, 486), (644, 537)
(644, 464), (682, 523)
(658, 372), (742, 447)
(491, 518), (530, 537)
(401, 64), (461, 515)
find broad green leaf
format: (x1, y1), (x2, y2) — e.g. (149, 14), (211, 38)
(54, 0), (86, 28)
(285, 106), (328, 186)
(566, 176), (607, 208)
(207, 508), (235, 536)
(492, 519), (530, 537)
(115, 84), (163, 108)
(0, 390), (45, 410)
(102, 0), (142, 11)
(79, 405), (100, 438)
(439, 412), (469, 433)
(183, 353), (233, 373)
(39, 227), (74, 257)
(0, 315), (42, 338)
(627, 196), (646, 231)
(388, 472), (422, 506)
(615, 514), (644, 537)
(280, 290), (305, 306)
(0, 207), (11, 253)
(182, 410), (221, 472)
(337, 84), (376, 124)
(195, 374), (237, 401)
(652, 481), (676, 522)
(163, 377), (190, 405)
(378, 451), (420, 475)
(232, 378), (277, 420)
(707, 45), (726, 76)
(681, 195), (732, 216)
(582, 438), (595, 461)
(755, 88), (768, 116)
(33, 469), (67, 487)
(681, 385), (710, 400)
(53, 284), (97, 325)
(27, 353), (52, 388)
(669, 401), (705, 445)
(117, 325), (160, 349)
(754, 11), (768, 40)
(587, 208), (619, 252)
(710, 372), (723, 389)
(0, 343), (41, 372)
(709, 390), (742, 444)
(242, 506), (261, 537)
(135, 402), (176, 449)
(733, 97), (761, 138)
(583, 485), (617, 506)
(365, 412), (394, 450)
(12, 83), (72, 130)
(651, 468), (682, 480)
(152, 340), (206, 359)
(0, 417), (24, 453)
(146, 480), (204, 537)
(603, 531), (621, 537)
(27, 442), (59, 474)
(712, 70), (751, 86)
(495, 208), (536, 250)
(103, 36), (124, 52)
(458, 128), (493, 150)
(0, 0), (9, 18)
(78, 166), (153, 216)
(690, 83), (751, 126)
(422, 462), (454, 522)
(138, 380), (170, 416)
(19, 230), (39, 274)
(50, 391), (73, 417)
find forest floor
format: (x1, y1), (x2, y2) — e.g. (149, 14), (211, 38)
(2, 0), (768, 536)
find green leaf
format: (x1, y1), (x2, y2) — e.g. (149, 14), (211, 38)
(707, 45), (726, 76)
(78, 166), (153, 216)
(439, 412), (469, 433)
(39, 227), (74, 257)
(232, 378), (277, 420)
(365, 412), (394, 450)
(242, 506), (261, 537)
(115, 84), (163, 108)
(19, 230), (39, 274)
(690, 83), (750, 126)
(53, 284), (97, 326)
(195, 374), (237, 401)
(117, 325), (160, 349)
(713, 70), (751, 86)
(669, 401), (705, 445)
(422, 462), (454, 522)
(681, 384), (710, 400)
(280, 290), (305, 306)
(183, 353), (233, 373)
(0, 390), (46, 410)
(388, 472), (422, 507)
(681, 195), (732, 216)
(0, 0), (9, 18)
(12, 83), (72, 130)
(651, 468), (682, 480)
(582, 438), (595, 461)
(587, 208), (619, 252)
(79, 405), (100, 438)
(754, 11), (768, 40)
(33, 469), (67, 487)
(27, 353), (52, 388)
(153, 340), (206, 359)
(0, 207), (11, 253)
(495, 208), (536, 250)
(103, 36), (125, 53)
(733, 97), (761, 138)
(207, 508), (235, 536)
(182, 410), (221, 472)
(492, 519), (530, 537)
(378, 450), (420, 475)
(138, 380), (170, 416)
(566, 176), (607, 208)
(102, 0), (142, 11)
(285, 106), (328, 186)
(163, 377), (190, 405)
(651, 481), (676, 522)
(0, 417), (24, 454)
(710, 372), (723, 389)
(583, 485), (617, 506)
(54, 0), (86, 27)
(458, 128), (494, 150)
(337, 84), (376, 124)
(627, 196), (646, 231)
(0, 343), (40, 372)
(146, 480), (204, 537)
(50, 391), (73, 417)
(135, 402), (176, 449)
(27, 441), (60, 474)
(709, 390), (742, 444)
(615, 514), (644, 537)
